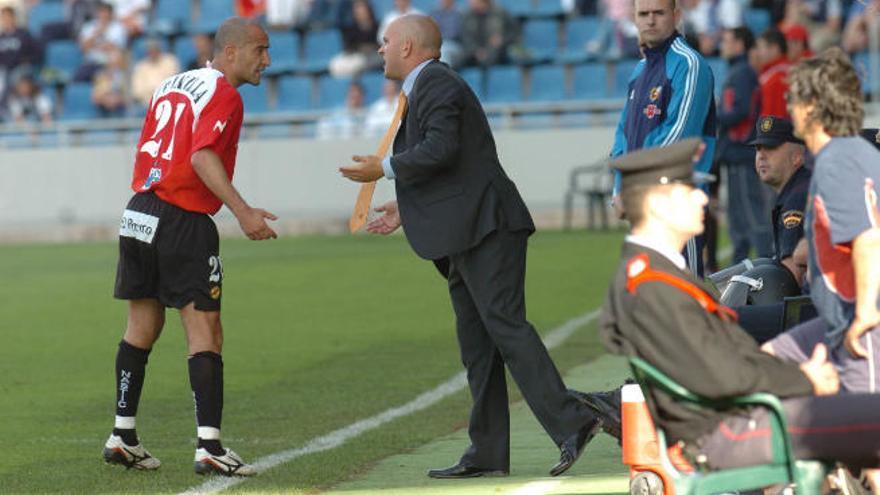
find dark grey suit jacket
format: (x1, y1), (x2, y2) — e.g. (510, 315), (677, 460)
(390, 60), (534, 260)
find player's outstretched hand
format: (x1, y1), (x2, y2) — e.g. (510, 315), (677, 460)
(799, 343), (839, 396)
(339, 155), (383, 183)
(366, 201), (400, 235)
(238, 207), (278, 240)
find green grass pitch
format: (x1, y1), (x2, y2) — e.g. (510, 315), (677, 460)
(0, 230), (626, 494)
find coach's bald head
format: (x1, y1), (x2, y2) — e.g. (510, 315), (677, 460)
(379, 14), (442, 80)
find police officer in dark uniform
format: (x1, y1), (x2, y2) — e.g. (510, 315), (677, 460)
(751, 116), (810, 283)
(598, 138), (880, 476)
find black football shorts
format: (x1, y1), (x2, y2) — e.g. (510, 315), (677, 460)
(114, 192), (223, 311)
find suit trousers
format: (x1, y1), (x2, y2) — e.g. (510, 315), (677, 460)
(697, 394), (880, 471)
(446, 228), (592, 470)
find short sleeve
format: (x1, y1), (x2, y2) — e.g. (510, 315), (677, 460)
(191, 87), (242, 156)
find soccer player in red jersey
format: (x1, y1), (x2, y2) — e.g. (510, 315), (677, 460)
(102, 17), (275, 477)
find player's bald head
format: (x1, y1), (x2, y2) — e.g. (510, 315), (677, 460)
(213, 17), (265, 55)
(393, 14), (442, 57)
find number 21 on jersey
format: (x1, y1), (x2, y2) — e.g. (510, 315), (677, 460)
(139, 96), (189, 190)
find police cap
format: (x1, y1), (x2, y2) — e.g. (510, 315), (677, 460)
(750, 116), (804, 147)
(610, 138), (711, 192)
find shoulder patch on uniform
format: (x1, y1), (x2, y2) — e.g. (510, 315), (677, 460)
(626, 254), (649, 278)
(782, 210), (804, 229)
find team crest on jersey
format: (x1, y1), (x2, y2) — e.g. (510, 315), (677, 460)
(643, 104), (662, 119)
(761, 117), (773, 133)
(649, 86), (662, 101)
(141, 167), (162, 190)
(782, 210), (803, 229)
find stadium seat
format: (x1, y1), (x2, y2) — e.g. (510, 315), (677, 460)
(485, 65), (523, 103)
(458, 67), (485, 100)
(276, 75), (314, 111)
(558, 16), (601, 64)
(45, 40), (83, 81)
(533, 0), (565, 17)
(317, 75), (352, 109)
(174, 38), (198, 69)
(498, 0), (532, 17)
(28, 2), (65, 35)
(527, 65), (566, 101)
(265, 30), (301, 76)
(153, 0), (192, 35)
(628, 356), (830, 495)
(571, 62), (607, 100)
(852, 51), (879, 96)
(370, 0), (395, 17)
(238, 82), (271, 114)
(195, 0), (235, 32)
(301, 30), (343, 73)
(359, 70), (386, 105)
(515, 19), (559, 64)
(61, 82), (99, 120)
(411, 0), (436, 12)
(743, 8), (771, 36)
(611, 58), (639, 99)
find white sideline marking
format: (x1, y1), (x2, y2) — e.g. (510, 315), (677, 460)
(180, 309), (601, 494)
(508, 480), (563, 495)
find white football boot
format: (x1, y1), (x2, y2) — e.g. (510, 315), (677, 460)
(102, 434), (161, 470)
(194, 447), (257, 477)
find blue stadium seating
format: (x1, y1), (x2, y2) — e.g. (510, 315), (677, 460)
(458, 67), (485, 100)
(852, 51), (879, 95)
(317, 75), (352, 109)
(28, 2), (65, 35)
(744, 8), (771, 36)
(62, 82), (99, 120)
(528, 65), (566, 101)
(277, 75), (314, 111)
(153, 0), (191, 35)
(412, 0), (437, 12)
(571, 62), (607, 100)
(558, 16), (601, 64)
(195, 0), (236, 32)
(533, 0), (565, 17)
(174, 38), (198, 69)
(517, 20), (559, 64)
(371, 0), (396, 17)
(45, 40), (83, 80)
(130, 38), (170, 64)
(266, 30), (301, 75)
(485, 65), (523, 103)
(301, 30), (343, 72)
(238, 82), (271, 113)
(359, 70), (386, 105)
(498, 0), (532, 17)
(611, 59), (639, 98)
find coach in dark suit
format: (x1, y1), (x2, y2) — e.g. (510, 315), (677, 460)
(340, 15), (600, 478)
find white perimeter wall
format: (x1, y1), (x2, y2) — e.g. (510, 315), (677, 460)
(0, 126), (617, 241)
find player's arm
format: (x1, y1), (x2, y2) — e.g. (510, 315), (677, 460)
(191, 148), (277, 240)
(846, 226), (880, 357)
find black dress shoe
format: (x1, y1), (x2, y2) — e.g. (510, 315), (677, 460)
(569, 387), (623, 442)
(549, 416), (602, 477)
(427, 463), (509, 479)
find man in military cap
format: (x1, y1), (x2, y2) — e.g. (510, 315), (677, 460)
(752, 116), (810, 284)
(598, 138), (880, 474)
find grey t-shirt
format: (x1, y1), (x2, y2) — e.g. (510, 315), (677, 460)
(806, 136), (880, 348)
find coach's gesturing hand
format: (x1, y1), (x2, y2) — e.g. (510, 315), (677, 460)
(799, 344), (839, 395)
(366, 201), (401, 235)
(237, 206), (278, 240)
(339, 155), (383, 182)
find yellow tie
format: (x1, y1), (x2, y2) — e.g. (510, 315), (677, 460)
(349, 90), (408, 233)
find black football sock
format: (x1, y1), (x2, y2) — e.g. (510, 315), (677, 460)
(114, 340), (151, 446)
(189, 351), (225, 455)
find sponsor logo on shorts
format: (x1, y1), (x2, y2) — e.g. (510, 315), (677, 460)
(120, 209), (159, 244)
(210, 286), (221, 300)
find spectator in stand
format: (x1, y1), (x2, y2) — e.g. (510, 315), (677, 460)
(41, 0), (100, 42)
(105, 0), (150, 38)
(377, 0), (423, 44)
(6, 72), (53, 124)
(131, 38), (180, 108)
(717, 27), (774, 264)
(684, 0), (744, 56)
(756, 29), (789, 118)
(460, 0), (515, 67)
(0, 0), (26, 23)
(237, 0), (267, 17)
(329, 0), (379, 77)
(316, 80), (366, 139)
(92, 46), (128, 117)
(431, 0), (464, 67)
(265, 0), (311, 29)
(842, 0), (880, 54)
(186, 32), (214, 71)
(364, 79), (400, 136)
(783, 24), (813, 62)
(75, 2), (127, 82)
(779, 0), (841, 51)
(0, 6), (40, 83)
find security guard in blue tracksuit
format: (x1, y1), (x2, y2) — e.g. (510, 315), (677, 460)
(611, 26), (716, 277)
